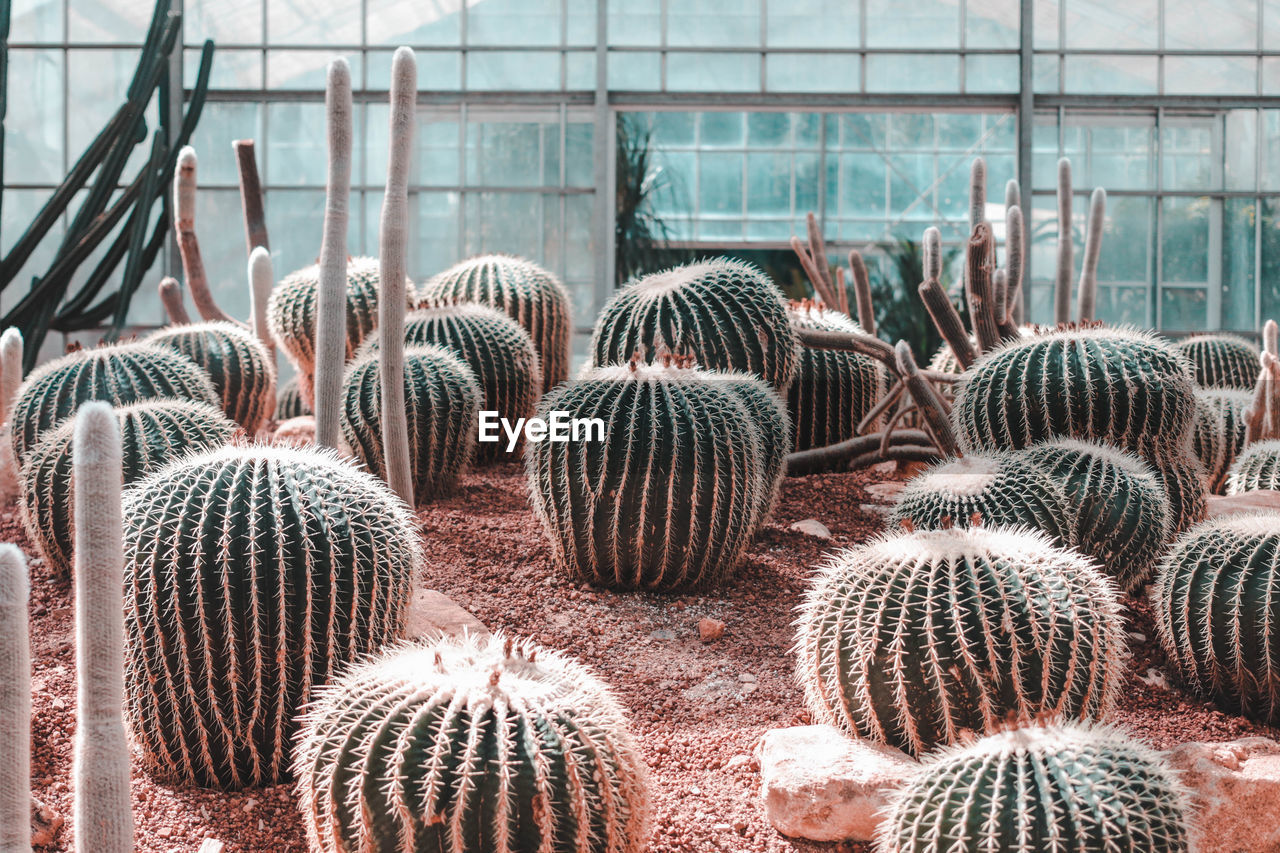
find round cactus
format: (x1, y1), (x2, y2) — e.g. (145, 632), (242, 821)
(796, 526), (1126, 756)
(1177, 332), (1260, 390)
(1152, 452), (1209, 534)
(419, 254), (573, 393)
(20, 399), (238, 578)
(1154, 512), (1280, 725)
(527, 362), (769, 591)
(712, 366), (790, 532)
(1020, 439), (1171, 592)
(591, 258), (799, 390)
(294, 633), (652, 853)
(953, 326), (1197, 464)
(146, 321), (276, 434)
(1193, 388), (1252, 494)
(878, 721), (1191, 853)
(123, 444), (422, 788)
(888, 453), (1075, 548)
(1226, 439), (1280, 494)
(275, 374), (312, 421)
(787, 303), (883, 451)
(341, 345), (482, 502)
(9, 342), (218, 464)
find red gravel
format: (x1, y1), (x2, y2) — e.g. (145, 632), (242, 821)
(12, 463), (1279, 851)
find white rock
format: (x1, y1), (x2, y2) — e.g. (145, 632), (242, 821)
(1165, 737), (1280, 853)
(789, 518), (832, 539)
(1207, 491), (1280, 519)
(758, 725), (917, 842)
(404, 589), (489, 640)
(863, 481), (906, 501)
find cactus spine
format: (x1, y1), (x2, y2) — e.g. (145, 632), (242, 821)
(1152, 452), (1209, 534)
(315, 58), (353, 450)
(796, 526), (1125, 756)
(294, 633), (652, 853)
(1226, 438), (1280, 494)
(0, 545), (29, 853)
(275, 374), (311, 420)
(145, 321), (276, 434)
(1178, 333), (1261, 390)
(1193, 388), (1252, 493)
(786, 303), (884, 452)
(72, 403), (134, 851)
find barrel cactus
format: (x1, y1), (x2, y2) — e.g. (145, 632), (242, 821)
(9, 342), (218, 464)
(341, 345), (482, 502)
(123, 444), (422, 788)
(146, 320), (276, 434)
(1154, 512), (1280, 724)
(1020, 439), (1171, 592)
(1177, 332), (1260, 390)
(419, 254), (572, 393)
(294, 633), (652, 853)
(591, 258), (799, 390)
(1226, 439), (1280, 494)
(888, 453), (1075, 548)
(796, 526), (1125, 756)
(1193, 388), (1252, 493)
(527, 361), (769, 591)
(712, 365), (790, 531)
(877, 721), (1191, 853)
(275, 374), (311, 420)
(1152, 452), (1209, 534)
(787, 302), (883, 450)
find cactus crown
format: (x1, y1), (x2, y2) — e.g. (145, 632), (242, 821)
(1226, 438), (1280, 494)
(145, 320), (276, 434)
(1177, 332), (1260, 390)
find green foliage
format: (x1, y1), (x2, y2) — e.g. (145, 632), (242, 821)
(614, 115), (692, 285)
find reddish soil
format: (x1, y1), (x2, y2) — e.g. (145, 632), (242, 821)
(13, 464), (1280, 852)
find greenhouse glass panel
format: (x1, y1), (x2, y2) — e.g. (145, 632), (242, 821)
(766, 0), (859, 47)
(4, 50), (63, 185)
(366, 0), (462, 45)
(468, 0), (562, 46)
(668, 0), (762, 47)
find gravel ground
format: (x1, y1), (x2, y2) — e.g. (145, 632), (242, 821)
(12, 463), (1280, 852)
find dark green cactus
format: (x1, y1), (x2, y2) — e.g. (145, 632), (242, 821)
(1152, 453), (1209, 534)
(294, 633), (652, 853)
(1177, 333), (1260, 390)
(591, 258), (799, 390)
(1226, 439), (1280, 494)
(122, 444), (422, 788)
(714, 366), (790, 532)
(275, 374), (312, 420)
(787, 303), (883, 451)
(146, 320), (276, 434)
(1193, 388), (1251, 494)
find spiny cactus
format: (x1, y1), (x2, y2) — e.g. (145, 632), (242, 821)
(706, 363), (790, 531)
(0, 545), (29, 853)
(20, 399), (238, 578)
(275, 374), (312, 420)
(1154, 512), (1280, 725)
(294, 633), (652, 853)
(877, 721), (1191, 853)
(1178, 333), (1260, 390)
(787, 302), (883, 451)
(341, 346), (481, 502)
(888, 453), (1075, 549)
(527, 362), (769, 591)
(953, 325), (1197, 465)
(9, 342), (218, 464)
(123, 444), (423, 788)
(145, 321), (276, 434)
(1193, 388), (1252, 493)
(1020, 439), (1170, 592)
(591, 258), (799, 390)
(1152, 452), (1209, 534)
(1226, 439), (1280, 494)
(796, 526), (1125, 756)
(420, 254), (573, 393)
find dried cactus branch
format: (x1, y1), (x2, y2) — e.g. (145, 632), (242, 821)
(794, 325), (896, 366)
(1077, 187), (1106, 322)
(157, 276), (190, 325)
(790, 231), (841, 311)
(1244, 321), (1280, 444)
(233, 139), (269, 254)
(923, 226), (943, 283)
(848, 249), (875, 335)
(174, 146), (240, 327)
(784, 428), (936, 476)
(969, 157), (987, 235)
(1005, 204), (1025, 323)
(896, 340), (961, 457)
(1054, 157), (1074, 325)
(857, 377), (905, 434)
(966, 223), (1001, 353)
(919, 278), (976, 370)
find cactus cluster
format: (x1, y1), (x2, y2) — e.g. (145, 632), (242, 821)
(294, 633), (652, 853)
(796, 526), (1125, 756)
(591, 259), (799, 390)
(1177, 333), (1260, 390)
(1152, 453), (1209, 534)
(1154, 512), (1280, 725)
(122, 444), (422, 788)
(1226, 439), (1280, 494)
(1193, 388), (1252, 493)
(146, 320), (276, 434)
(419, 254), (573, 393)
(275, 374), (312, 420)
(787, 302), (883, 450)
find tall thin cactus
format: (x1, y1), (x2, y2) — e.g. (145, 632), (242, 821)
(157, 277), (191, 324)
(1, 327), (24, 423)
(1077, 187), (1106, 323)
(1054, 158), (1074, 325)
(968, 157), (986, 235)
(0, 545), (29, 853)
(248, 246), (275, 360)
(1005, 204), (1024, 323)
(174, 146), (236, 326)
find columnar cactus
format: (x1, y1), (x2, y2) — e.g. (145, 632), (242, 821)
(786, 302), (883, 451)
(1226, 439), (1280, 494)
(1020, 439), (1170, 592)
(145, 321), (276, 434)
(796, 526), (1125, 756)
(1152, 453), (1209, 534)
(527, 362), (768, 591)
(591, 258), (799, 390)
(888, 453), (1075, 548)
(0, 328), (24, 504)
(9, 342), (218, 463)
(275, 375), (312, 420)
(0, 545), (29, 853)
(877, 722), (1191, 853)
(20, 400), (238, 578)
(1177, 333), (1260, 390)
(294, 633), (652, 853)
(1193, 388), (1252, 493)
(1154, 512), (1280, 724)
(123, 444), (423, 788)
(341, 346), (481, 502)
(420, 254), (573, 392)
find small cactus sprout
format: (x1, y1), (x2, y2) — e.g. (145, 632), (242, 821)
(796, 526), (1125, 756)
(954, 326), (1197, 465)
(787, 302), (883, 451)
(145, 321), (276, 434)
(877, 721), (1192, 853)
(1177, 332), (1261, 390)
(1152, 452), (1209, 534)
(1155, 512), (1280, 724)
(1226, 438), (1280, 494)
(20, 399), (238, 578)
(275, 374), (312, 420)
(341, 346), (482, 502)
(527, 361), (768, 591)
(1193, 388), (1252, 493)
(888, 453), (1076, 548)
(1020, 439), (1170, 592)
(591, 258), (799, 390)
(420, 254), (573, 392)
(0, 545), (29, 853)
(9, 342), (218, 464)
(294, 633), (652, 853)
(123, 444), (423, 788)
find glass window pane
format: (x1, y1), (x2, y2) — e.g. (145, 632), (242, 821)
(767, 0), (859, 47)
(565, 121), (594, 187)
(1098, 196), (1152, 286)
(468, 0), (561, 46)
(1162, 197), (1210, 285)
(966, 54), (1018, 93)
(463, 192), (549, 259)
(367, 0), (461, 46)
(1225, 110), (1258, 192)
(839, 153), (887, 219)
(265, 189), (325, 280)
(700, 113), (745, 147)
(747, 113), (792, 149)
(668, 0), (761, 47)
(1262, 198), (1280, 321)
(186, 103), (263, 186)
(467, 51), (561, 90)
(607, 51), (661, 90)
(186, 0), (263, 44)
(966, 0), (1020, 48)
(267, 51), (363, 91)
(1223, 198), (1257, 331)
(1165, 0), (1256, 50)
(1065, 0), (1159, 49)
(566, 0), (596, 46)
(865, 54), (961, 93)
(1078, 118), (1155, 191)
(366, 107), (458, 188)
(69, 0), (153, 43)
(746, 153), (792, 217)
(766, 53), (860, 93)
(1, 190), (61, 314)
(699, 152), (743, 216)
(186, 48), (263, 90)
(607, 0), (661, 46)
(1034, 0), (1060, 49)
(265, 103), (326, 186)
(1161, 289), (1209, 331)
(68, 49), (157, 179)
(194, 189), (254, 320)
(651, 112), (696, 147)
(666, 52), (760, 92)
(1063, 55), (1157, 94)
(268, 0), (359, 43)
(1164, 56), (1257, 96)
(566, 52), (596, 89)
(1162, 122), (1215, 191)
(465, 120), (557, 187)
(366, 50), (461, 91)
(1267, 0), (1280, 49)
(10, 0), (62, 42)
(1034, 53), (1060, 93)
(4, 50), (63, 184)
(1095, 286), (1150, 327)
(867, 0), (960, 47)
(414, 191), (461, 279)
